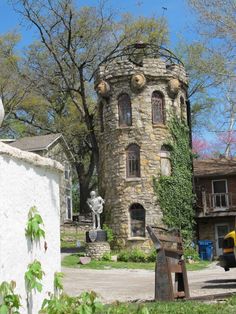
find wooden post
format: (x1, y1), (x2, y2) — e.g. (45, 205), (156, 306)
(155, 249), (174, 300)
(202, 190), (207, 215)
(146, 225), (190, 301)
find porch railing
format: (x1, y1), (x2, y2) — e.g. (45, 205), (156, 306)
(198, 192), (235, 215)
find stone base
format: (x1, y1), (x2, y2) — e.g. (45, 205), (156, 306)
(86, 230), (107, 243)
(86, 241), (110, 260)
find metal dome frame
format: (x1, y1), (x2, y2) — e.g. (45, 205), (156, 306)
(98, 42), (184, 68)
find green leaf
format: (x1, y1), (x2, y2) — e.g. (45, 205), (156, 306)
(25, 206), (45, 241)
(0, 304), (8, 314)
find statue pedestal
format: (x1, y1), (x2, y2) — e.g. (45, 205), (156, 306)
(85, 229), (107, 243)
(86, 242), (110, 260)
(85, 229), (110, 260)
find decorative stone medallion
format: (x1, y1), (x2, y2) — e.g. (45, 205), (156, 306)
(88, 230), (98, 242)
(131, 73), (146, 91)
(95, 80), (110, 97)
(168, 78), (181, 97)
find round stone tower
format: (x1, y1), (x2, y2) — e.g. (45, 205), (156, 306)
(94, 43), (189, 249)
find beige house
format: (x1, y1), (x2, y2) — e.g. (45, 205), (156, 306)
(194, 158), (236, 257)
(6, 133), (74, 223)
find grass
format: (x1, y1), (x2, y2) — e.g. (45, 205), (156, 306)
(62, 254), (155, 270)
(186, 260), (211, 271)
(98, 296), (236, 314)
(60, 230), (85, 249)
(62, 254), (211, 271)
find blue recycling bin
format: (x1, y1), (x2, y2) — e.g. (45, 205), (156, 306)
(198, 240), (213, 261)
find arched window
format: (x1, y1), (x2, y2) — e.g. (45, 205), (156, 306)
(180, 96), (185, 120)
(118, 93), (132, 127)
(130, 203), (145, 237)
(160, 144), (171, 176)
(152, 91), (165, 124)
(126, 144), (140, 178)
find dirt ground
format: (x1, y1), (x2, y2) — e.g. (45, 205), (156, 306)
(62, 262), (236, 303)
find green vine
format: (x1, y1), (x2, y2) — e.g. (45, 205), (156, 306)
(154, 116), (195, 242)
(54, 272), (64, 296)
(0, 281), (21, 314)
(25, 260), (45, 293)
(102, 224), (114, 245)
(25, 206), (45, 241)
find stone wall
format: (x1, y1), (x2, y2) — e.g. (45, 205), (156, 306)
(0, 142), (62, 314)
(95, 52), (188, 248)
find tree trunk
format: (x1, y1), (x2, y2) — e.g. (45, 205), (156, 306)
(79, 180), (90, 214)
(75, 154), (97, 215)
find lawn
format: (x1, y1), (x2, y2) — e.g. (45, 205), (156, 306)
(61, 230), (85, 249)
(62, 253), (211, 271)
(62, 254), (155, 270)
(98, 296), (236, 314)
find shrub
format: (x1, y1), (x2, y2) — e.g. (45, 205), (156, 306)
(129, 248), (147, 263)
(117, 250), (130, 262)
(146, 248), (156, 263)
(0, 281), (21, 313)
(117, 248), (149, 263)
(102, 224), (114, 245)
(184, 246), (200, 262)
(101, 252), (111, 261)
(40, 291), (103, 314)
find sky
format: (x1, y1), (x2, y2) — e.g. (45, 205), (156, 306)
(1, 0), (216, 145)
(0, 0), (197, 50)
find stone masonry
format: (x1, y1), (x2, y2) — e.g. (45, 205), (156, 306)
(86, 242), (111, 260)
(95, 45), (189, 248)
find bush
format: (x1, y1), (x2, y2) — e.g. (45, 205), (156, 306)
(117, 248), (156, 263)
(184, 246), (200, 262)
(101, 252), (111, 261)
(117, 250), (130, 262)
(146, 248), (156, 263)
(40, 291), (103, 314)
(102, 224), (114, 243)
(129, 248), (147, 263)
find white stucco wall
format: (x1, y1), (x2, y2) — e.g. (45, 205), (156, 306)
(0, 142), (63, 314)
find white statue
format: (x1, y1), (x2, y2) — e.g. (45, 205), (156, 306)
(0, 98), (4, 127)
(87, 191), (105, 230)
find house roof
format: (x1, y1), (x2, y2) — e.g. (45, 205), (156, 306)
(9, 133), (63, 152)
(193, 158), (236, 177)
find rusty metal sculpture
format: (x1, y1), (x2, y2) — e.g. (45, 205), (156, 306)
(146, 225), (190, 301)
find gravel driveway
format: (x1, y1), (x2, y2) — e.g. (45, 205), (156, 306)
(62, 262), (236, 303)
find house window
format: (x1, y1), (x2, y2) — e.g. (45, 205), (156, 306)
(152, 91), (165, 124)
(118, 93), (132, 127)
(126, 144), (140, 178)
(160, 144), (171, 176)
(212, 180), (228, 209)
(66, 189), (72, 220)
(64, 163), (70, 180)
(130, 203), (145, 237)
(180, 96), (185, 120)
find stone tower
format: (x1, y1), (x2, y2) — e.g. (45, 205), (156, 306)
(94, 43), (189, 249)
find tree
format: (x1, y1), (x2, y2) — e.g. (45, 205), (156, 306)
(188, 0), (236, 56)
(9, 0), (169, 213)
(192, 137), (211, 159)
(187, 0), (236, 151)
(0, 32), (32, 137)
